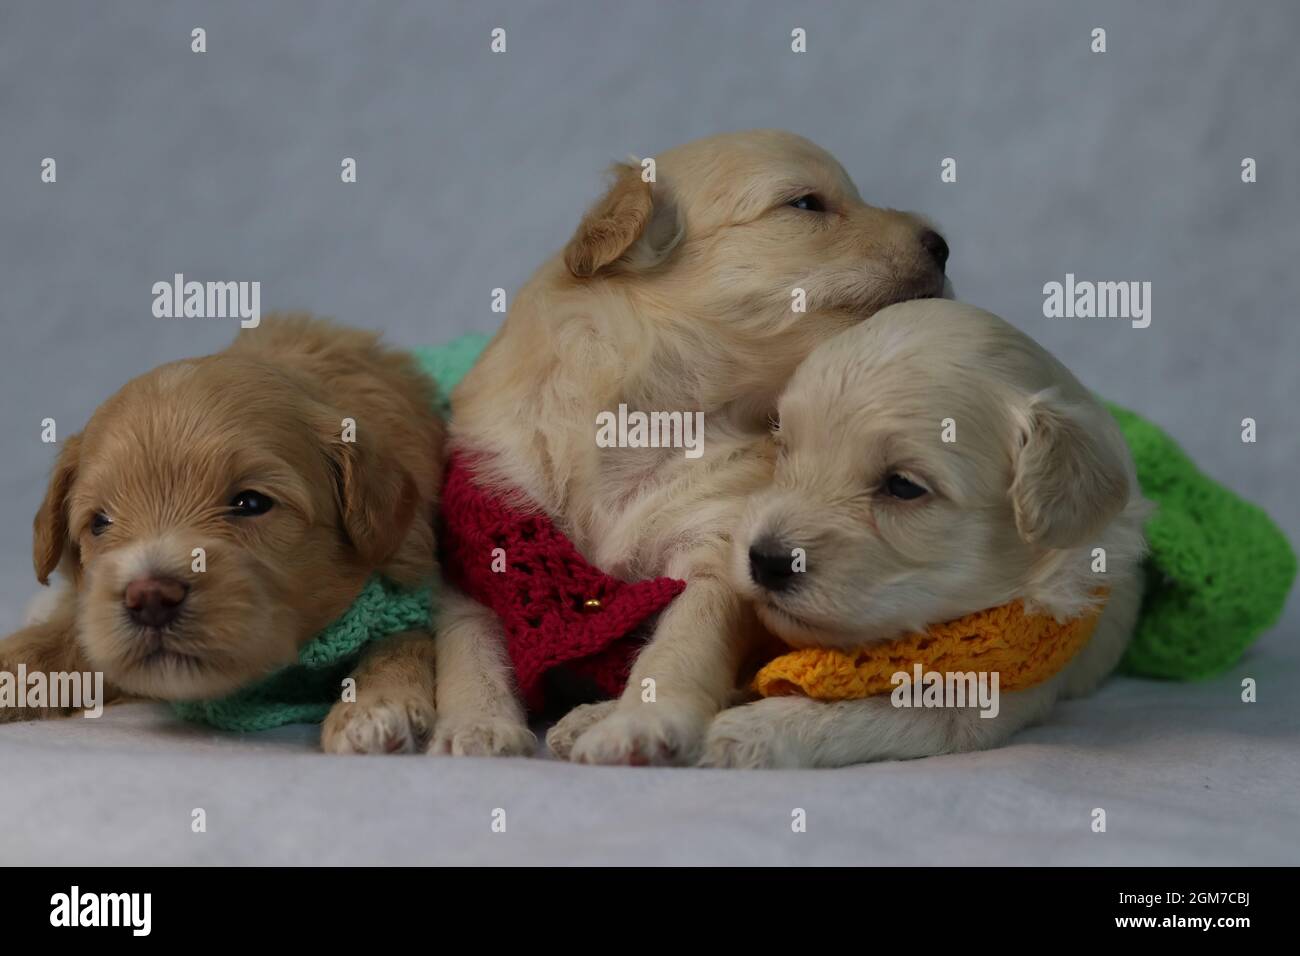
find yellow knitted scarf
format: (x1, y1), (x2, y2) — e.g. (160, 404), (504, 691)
(753, 596), (1106, 701)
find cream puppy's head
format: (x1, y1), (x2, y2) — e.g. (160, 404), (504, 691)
(734, 299), (1146, 648)
(33, 322), (434, 700)
(559, 130), (948, 407)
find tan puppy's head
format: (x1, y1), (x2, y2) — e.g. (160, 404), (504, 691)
(560, 130), (949, 403)
(734, 299), (1145, 648)
(33, 349), (421, 700)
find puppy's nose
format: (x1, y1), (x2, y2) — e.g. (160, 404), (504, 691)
(124, 576), (189, 629)
(919, 229), (949, 272)
(748, 543), (799, 592)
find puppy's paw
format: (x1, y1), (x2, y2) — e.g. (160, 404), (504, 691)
(698, 705), (786, 769)
(0, 706), (45, 724)
(568, 705), (707, 767)
(0, 666), (62, 724)
(429, 714), (535, 758)
(321, 696), (435, 755)
(545, 700), (618, 759)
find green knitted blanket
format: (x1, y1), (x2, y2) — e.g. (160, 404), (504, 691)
(174, 334), (1294, 731)
(1107, 404), (1295, 679)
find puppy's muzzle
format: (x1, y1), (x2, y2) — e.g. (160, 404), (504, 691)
(919, 229), (949, 273)
(748, 539), (800, 593)
(124, 575), (190, 629)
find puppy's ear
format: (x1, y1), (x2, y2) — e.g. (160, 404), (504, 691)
(34, 433), (82, 586)
(1009, 393), (1130, 550)
(563, 162), (681, 277)
(321, 427), (419, 568)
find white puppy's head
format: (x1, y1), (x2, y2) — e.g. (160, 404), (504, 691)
(734, 299), (1145, 647)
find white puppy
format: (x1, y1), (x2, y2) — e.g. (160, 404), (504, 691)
(698, 299), (1149, 768)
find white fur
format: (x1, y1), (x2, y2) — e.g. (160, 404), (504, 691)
(701, 300), (1150, 769)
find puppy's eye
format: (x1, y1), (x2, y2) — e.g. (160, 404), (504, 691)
(228, 490), (275, 517)
(788, 194), (825, 212)
(883, 474), (928, 500)
(91, 512), (112, 536)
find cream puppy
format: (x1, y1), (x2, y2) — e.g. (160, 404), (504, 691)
(699, 299), (1149, 768)
(436, 130), (949, 764)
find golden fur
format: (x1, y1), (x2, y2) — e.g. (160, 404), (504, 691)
(436, 130), (949, 764)
(1, 315), (446, 753)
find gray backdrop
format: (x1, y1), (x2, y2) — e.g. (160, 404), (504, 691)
(0, 1), (1296, 864)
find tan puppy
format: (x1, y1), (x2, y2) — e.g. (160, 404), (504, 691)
(697, 299), (1149, 768)
(0, 315), (445, 754)
(436, 130), (949, 764)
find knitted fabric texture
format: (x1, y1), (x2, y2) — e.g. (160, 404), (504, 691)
(429, 334), (1289, 691)
(172, 575), (432, 731)
(754, 598), (1104, 701)
(1106, 403), (1296, 679)
(755, 402), (1296, 692)
(174, 333), (1295, 729)
(439, 452), (686, 714)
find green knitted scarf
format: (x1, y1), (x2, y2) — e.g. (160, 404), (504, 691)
(173, 334), (1294, 731)
(171, 575), (432, 731)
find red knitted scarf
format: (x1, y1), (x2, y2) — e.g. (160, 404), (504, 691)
(439, 452), (686, 714)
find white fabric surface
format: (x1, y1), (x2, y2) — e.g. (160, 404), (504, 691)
(3, 632), (1296, 865)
